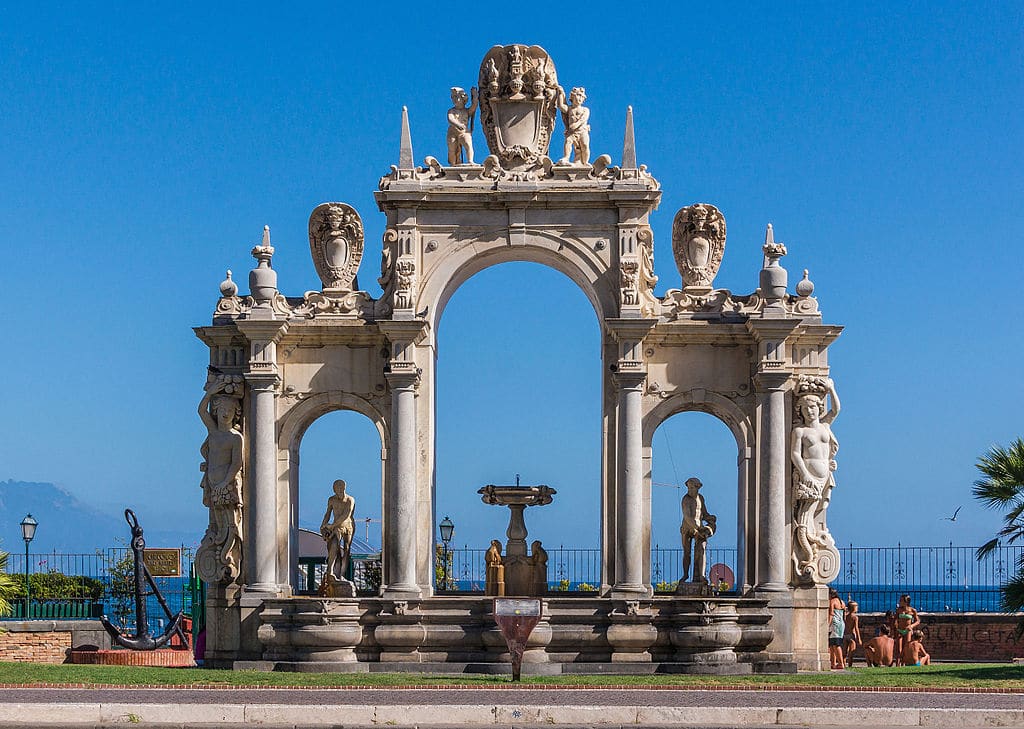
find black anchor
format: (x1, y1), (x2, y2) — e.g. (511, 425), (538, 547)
(100, 509), (188, 650)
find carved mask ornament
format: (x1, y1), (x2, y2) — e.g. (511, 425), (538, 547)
(671, 203), (727, 290)
(308, 202), (364, 292)
(478, 44), (559, 168)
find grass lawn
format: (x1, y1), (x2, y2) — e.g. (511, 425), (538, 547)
(0, 662), (1020, 689)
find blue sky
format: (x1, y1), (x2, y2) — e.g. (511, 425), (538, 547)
(1, 3), (1022, 556)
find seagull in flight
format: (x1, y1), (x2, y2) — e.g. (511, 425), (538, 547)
(942, 506), (963, 522)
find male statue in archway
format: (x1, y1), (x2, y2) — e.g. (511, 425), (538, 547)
(791, 376), (841, 582)
(680, 477), (717, 585)
(320, 479), (356, 597)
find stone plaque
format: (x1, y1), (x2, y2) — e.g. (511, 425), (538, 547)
(494, 597), (542, 617)
(143, 548), (181, 577)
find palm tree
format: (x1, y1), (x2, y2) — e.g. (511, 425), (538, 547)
(973, 437), (1024, 614)
(0, 549), (19, 617)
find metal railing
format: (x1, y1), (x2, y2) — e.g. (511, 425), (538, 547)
(3, 547), (197, 634)
(834, 543), (1023, 613)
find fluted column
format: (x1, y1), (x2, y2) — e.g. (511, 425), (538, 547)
(384, 368), (422, 598)
(612, 370), (647, 597)
(755, 371), (790, 592)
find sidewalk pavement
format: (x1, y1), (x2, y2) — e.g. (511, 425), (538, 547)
(0, 686), (1021, 727)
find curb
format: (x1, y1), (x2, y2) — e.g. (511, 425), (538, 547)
(1, 702), (1024, 727)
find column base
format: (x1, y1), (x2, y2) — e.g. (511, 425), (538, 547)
(754, 581), (790, 593)
(609, 584), (648, 600)
(244, 583), (285, 598)
(383, 585), (423, 599)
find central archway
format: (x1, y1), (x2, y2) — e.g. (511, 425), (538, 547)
(433, 260), (603, 591)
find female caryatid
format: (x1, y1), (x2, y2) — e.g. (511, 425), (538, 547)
(196, 374), (245, 584)
(790, 376), (841, 581)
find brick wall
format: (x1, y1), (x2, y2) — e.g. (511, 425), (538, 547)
(0, 628), (71, 663)
(855, 613), (1022, 662)
(0, 620), (109, 664)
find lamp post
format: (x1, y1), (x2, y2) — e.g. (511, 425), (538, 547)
(439, 515), (454, 592)
(20, 514), (37, 618)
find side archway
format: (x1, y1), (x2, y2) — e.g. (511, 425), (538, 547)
(278, 392), (390, 591)
(643, 390), (756, 591)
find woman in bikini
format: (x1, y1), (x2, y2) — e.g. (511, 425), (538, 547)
(893, 594), (920, 666)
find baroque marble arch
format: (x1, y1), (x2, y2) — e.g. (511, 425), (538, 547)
(194, 45), (842, 673)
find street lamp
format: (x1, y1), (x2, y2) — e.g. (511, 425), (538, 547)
(20, 514), (37, 618)
(439, 516), (454, 592)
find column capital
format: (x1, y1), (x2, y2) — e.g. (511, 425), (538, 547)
(385, 366), (421, 390)
(377, 319), (430, 345)
(244, 371), (281, 391)
(235, 319), (290, 343)
(604, 317), (657, 343)
(753, 370), (791, 393)
(611, 367), (647, 390)
(744, 318), (800, 342)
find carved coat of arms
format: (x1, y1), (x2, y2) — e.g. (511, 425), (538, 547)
(309, 202), (364, 292)
(478, 44), (559, 168)
(672, 203), (727, 291)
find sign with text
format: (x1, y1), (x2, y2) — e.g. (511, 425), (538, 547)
(493, 597), (542, 681)
(143, 548), (181, 577)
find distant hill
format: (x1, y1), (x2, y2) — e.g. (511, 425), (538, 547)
(0, 479), (199, 554)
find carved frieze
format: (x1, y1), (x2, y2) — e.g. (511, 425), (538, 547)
(308, 203), (364, 292)
(478, 45), (559, 169)
(671, 203), (726, 291)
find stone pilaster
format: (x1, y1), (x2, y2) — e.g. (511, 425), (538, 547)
(753, 370), (791, 592)
(236, 319), (289, 595)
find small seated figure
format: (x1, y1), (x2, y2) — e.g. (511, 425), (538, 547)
(863, 624), (894, 667)
(319, 479), (356, 597)
(556, 86), (590, 165)
(446, 86), (478, 166)
(902, 629), (931, 667)
(485, 539), (505, 596)
(680, 477), (716, 584)
(530, 540), (548, 596)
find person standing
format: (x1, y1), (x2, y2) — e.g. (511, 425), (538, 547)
(827, 588), (846, 669)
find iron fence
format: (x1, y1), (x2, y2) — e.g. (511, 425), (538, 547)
(834, 543), (1023, 613)
(3, 547), (197, 634)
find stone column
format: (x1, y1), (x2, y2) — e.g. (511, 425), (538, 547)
(384, 368), (422, 598)
(612, 369), (646, 597)
(237, 319), (288, 595)
(754, 371), (791, 592)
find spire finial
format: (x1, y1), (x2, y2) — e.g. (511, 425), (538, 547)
(764, 223), (774, 247)
(622, 106), (637, 169)
(399, 106), (414, 169)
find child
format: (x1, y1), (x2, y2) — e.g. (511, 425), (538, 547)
(843, 600), (862, 667)
(902, 629), (930, 666)
(863, 624), (894, 667)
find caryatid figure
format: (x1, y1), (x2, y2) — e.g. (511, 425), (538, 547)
(556, 86), (590, 165)
(791, 377), (840, 576)
(680, 477), (717, 583)
(446, 86), (478, 165)
(196, 374), (244, 584)
(320, 479), (356, 584)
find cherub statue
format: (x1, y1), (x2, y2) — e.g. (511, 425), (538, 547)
(556, 86), (591, 165)
(680, 477), (717, 583)
(447, 86), (478, 166)
(791, 377), (840, 575)
(320, 479), (356, 591)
